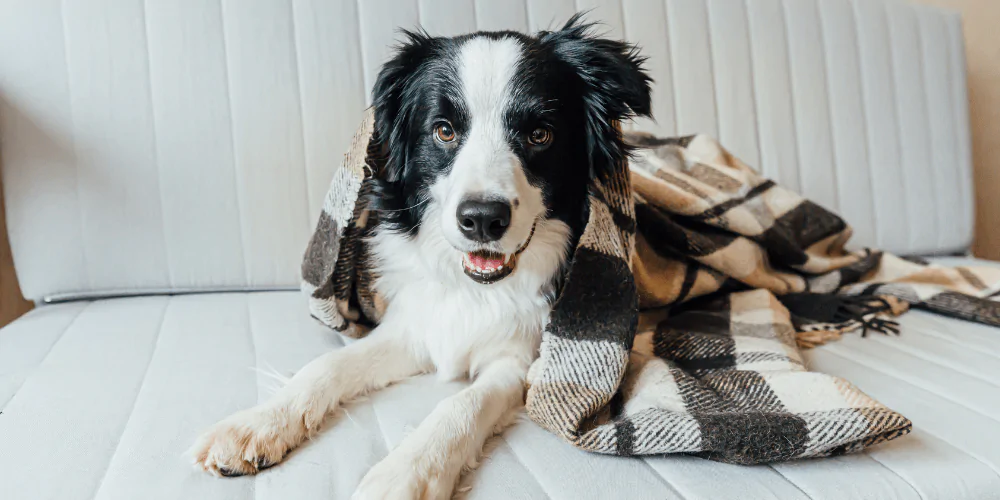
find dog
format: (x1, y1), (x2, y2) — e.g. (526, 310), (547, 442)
(189, 15), (652, 499)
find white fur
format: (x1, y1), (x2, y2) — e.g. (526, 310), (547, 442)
(189, 37), (571, 500)
(437, 37), (546, 256)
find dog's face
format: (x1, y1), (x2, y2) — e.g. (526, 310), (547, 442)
(371, 17), (652, 285)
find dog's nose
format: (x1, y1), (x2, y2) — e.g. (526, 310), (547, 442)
(457, 198), (511, 242)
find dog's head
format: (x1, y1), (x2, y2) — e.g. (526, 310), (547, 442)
(371, 15), (652, 285)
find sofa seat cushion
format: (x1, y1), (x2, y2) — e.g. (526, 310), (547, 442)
(2, 260), (999, 499)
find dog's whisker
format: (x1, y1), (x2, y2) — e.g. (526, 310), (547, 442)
(370, 197), (430, 213)
(250, 363), (292, 387)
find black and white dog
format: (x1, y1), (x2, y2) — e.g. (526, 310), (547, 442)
(190, 15), (652, 499)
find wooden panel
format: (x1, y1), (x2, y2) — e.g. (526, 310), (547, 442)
(0, 152), (34, 328)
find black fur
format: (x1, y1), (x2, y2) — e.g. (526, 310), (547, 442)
(370, 14), (653, 239)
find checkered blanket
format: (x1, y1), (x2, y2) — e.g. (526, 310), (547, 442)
(302, 111), (1000, 464)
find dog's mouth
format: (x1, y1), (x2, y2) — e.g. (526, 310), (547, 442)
(461, 222), (537, 285)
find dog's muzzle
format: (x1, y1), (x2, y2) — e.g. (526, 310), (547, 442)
(461, 220), (537, 285)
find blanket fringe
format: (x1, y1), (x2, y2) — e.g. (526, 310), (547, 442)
(794, 295), (909, 349)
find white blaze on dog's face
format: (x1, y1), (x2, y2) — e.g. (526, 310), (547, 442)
(430, 38), (547, 284)
(369, 28), (653, 286)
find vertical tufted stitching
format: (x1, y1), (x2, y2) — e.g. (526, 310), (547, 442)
(741, 0), (765, 171)
(819, 0), (850, 217)
(813, 0), (841, 214)
(355, 0), (371, 105)
(882, 0), (915, 252)
(663, 0), (679, 135)
(702, 0), (721, 139)
(945, 14), (975, 250)
(288, 2), (316, 230)
(139, 0), (173, 289)
(849, 0), (882, 250)
(58, 0), (92, 292)
(743, 0), (771, 178)
(217, 0), (252, 286)
(777, 0), (805, 200)
(913, 8), (947, 253)
(523, 0), (533, 32)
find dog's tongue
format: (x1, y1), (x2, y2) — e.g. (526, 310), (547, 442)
(467, 252), (504, 270)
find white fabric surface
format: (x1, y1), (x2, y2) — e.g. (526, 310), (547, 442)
(0, 0), (975, 301)
(2, 258), (999, 500)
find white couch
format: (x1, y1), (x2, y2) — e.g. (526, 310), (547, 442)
(2, 0), (998, 499)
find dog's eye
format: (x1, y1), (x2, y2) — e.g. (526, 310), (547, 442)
(528, 127), (553, 147)
(434, 122), (456, 143)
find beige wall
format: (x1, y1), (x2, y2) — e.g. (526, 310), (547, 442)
(915, 0), (1000, 259)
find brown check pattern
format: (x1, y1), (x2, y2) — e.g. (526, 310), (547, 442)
(301, 112), (1000, 464)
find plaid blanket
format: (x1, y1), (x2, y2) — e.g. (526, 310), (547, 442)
(302, 111), (1000, 464)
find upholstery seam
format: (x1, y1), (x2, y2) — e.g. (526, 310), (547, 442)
(87, 297), (172, 500)
(244, 293), (260, 500)
(903, 426), (1000, 484)
(864, 451), (926, 500)
(0, 302), (92, 411)
(903, 313), (1000, 360)
(765, 463), (817, 500)
(820, 346), (1000, 425)
(495, 427), (557, 500)
(866, 334), (1000, 387)
(634, 457), (689, 499)
(817, 349), (1000, 479)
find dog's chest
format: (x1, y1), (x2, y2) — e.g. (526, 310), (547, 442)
(392, 282), (547, 379)
(370, 233), (552, 380)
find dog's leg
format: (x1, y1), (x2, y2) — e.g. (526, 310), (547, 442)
(189, 326), (427, 477)
(353, 356), (528, 500)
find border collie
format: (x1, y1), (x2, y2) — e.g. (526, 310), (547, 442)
(190, 15), (652, 499)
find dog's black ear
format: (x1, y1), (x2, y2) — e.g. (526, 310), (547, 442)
(371, 29), (436, 182)
(540, 13), (653, 178)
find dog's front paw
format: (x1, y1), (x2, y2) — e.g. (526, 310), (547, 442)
(353, 451), (456, 500)
(187, 405), (303, 477)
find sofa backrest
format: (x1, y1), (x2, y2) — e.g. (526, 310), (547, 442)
(0, 0), (973, 302)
